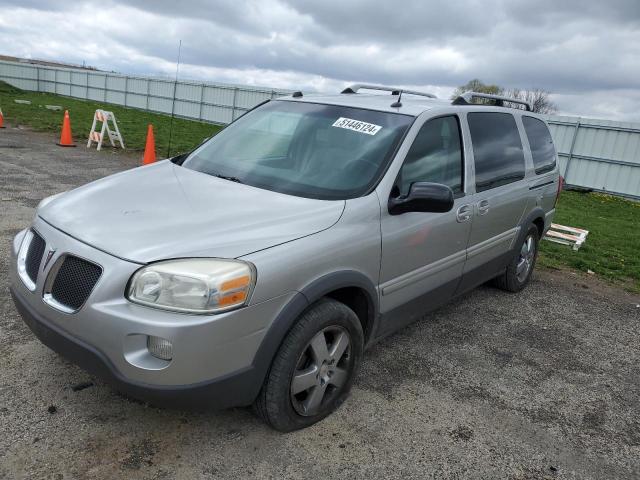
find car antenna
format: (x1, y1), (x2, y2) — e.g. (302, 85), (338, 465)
(390, 89), (403, 108)
(167, 39), (182, 158)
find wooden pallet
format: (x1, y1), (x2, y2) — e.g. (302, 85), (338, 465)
(544, 223), (589, 250)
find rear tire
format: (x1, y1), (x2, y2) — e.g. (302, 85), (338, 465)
(493, 225), (539, 292)
(254, 298), (364, 432)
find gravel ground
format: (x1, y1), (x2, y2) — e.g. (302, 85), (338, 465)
(1, 126), (639, 480)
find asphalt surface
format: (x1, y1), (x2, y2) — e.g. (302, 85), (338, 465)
(1, 126), (639, 480)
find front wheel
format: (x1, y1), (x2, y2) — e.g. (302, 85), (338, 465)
(254, 298), (364, 432)
(493, 225), (540, 292)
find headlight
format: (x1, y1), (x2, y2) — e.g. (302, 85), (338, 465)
(127, 258), (255, 314)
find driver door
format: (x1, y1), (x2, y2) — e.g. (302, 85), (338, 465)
(377, 115), (473, 336)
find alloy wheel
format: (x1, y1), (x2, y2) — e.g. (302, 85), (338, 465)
(290, 326), (351, 416)
(516, 234), (536, 283)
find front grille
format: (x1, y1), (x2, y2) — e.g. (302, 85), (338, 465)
(50, 256), (102, 311)
(25, 231), (46, 284)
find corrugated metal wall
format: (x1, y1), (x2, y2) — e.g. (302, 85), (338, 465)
(545, 115), (640, 200)
(1, 59), (639, 198)
(0, 59), (290, 125)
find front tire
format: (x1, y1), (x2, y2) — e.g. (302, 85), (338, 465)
(254, 298), (364, 432)
(493, 225), (539, 292)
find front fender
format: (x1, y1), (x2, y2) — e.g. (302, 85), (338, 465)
(245, 270), (379, 403)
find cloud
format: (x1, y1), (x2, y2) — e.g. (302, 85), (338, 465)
(0, 0), (639, 120)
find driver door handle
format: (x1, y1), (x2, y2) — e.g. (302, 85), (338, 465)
(477, 199), (490, 216)
(456, 204), (472, 223)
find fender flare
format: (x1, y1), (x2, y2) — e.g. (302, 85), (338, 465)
(245, 270), (379, 401)
(300, 270), (379, 316)
(514, 207), (546, 250)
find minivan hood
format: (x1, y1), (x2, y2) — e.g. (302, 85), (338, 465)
(38, 161), (345, 263)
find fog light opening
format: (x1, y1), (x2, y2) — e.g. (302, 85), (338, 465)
(147, 336), (173, 361)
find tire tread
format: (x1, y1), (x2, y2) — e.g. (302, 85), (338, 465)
(493, 225), (539, 293)
(254, 298), (363, 431)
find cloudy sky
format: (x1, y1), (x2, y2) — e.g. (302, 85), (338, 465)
(1, 0), (640, 120)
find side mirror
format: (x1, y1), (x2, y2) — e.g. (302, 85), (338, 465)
(388, 182), (454, 215)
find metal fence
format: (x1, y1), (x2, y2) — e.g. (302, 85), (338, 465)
(0, 59), (290, 125)
(1, 59), (639, 199)
(545, 116), (640, 200)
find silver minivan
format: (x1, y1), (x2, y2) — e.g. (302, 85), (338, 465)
(10, 85), (560, 431)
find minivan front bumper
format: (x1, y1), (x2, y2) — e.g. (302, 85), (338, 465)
(11, 286), (262, 409)
(9, 217), (296, 408)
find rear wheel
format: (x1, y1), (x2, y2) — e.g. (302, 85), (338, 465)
(493, 225), (539, 292)
(254, 298), (364, 432)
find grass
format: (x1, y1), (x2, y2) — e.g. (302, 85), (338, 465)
(0, 81), (222, 157)
(539, 191), (640, 292)
(1, 82), (638, 291)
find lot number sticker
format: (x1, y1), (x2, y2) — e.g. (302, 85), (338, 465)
(332, 117), (382, 135)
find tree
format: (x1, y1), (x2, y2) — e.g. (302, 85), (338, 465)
(451, 78), (502, 98)
(451, 79), (557, 114)
(504, 88), (557, 114)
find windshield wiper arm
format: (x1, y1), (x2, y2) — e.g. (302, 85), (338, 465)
(211, 173), (244, 184)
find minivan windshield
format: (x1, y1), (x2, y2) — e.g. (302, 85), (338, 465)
(181, 100), (413, 200)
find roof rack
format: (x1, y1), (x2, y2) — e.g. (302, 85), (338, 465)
(452, 91), (532, 111)
(341, 84), (437, 99)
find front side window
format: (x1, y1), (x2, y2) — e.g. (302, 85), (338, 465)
(397, 116), (463, 195)
(182, 101), (413, 200)
(468, 112), (525, 192)
(522, 116), (556, 174)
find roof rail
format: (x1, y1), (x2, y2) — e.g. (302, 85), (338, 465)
(341, 84), (437, 99)
(452, 91), (532, 111)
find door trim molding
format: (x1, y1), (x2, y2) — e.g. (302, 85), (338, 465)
(466, 226), (520, 259)
(380, 249), (466, 296)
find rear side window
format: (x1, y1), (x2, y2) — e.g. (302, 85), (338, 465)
(398, 116), (463, 195)
(468, 112), (525, 192)
(522, 116), (556, 174)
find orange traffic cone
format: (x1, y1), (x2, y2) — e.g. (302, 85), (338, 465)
(142, 124), (156, 165)
(57, 110), (76, 147)
(0, 107), (5, 129)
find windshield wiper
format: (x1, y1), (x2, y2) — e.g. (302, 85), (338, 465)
(211, 173), (244, 184)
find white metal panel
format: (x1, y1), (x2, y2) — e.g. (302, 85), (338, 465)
(547, 123), (576, 153)
(39, 68), (56, 82)
(2, 78), (37, 90)
(174, 99), (200, 118)
(556, 155), (569, 175)
(87, 73), (106, 88)
(25, 65), (38, 80)
(203, 86), (235, 106)
(235, 89), (272, 109)
(71, 71), (88, 86)
(70, 85), (88, 99)
(201, 104), (233, 124)
(149, 80), (174, 98)
(127, 93), (147, 109)
(105, 90), (125, 105)
(87, 87), (104, 101)
(7, 63), (37, 80)
(40, 81), (56, 93)
(148, 96), (173, 114)
(127, 78), (148, 95)
(175, 83), (201, 102)
(106, 75), (126, 92)
(546, 115), (640, 198)
(582, 160), (637, 197)
(56, 70), (71, 84)
(55, 82), (71, 96)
